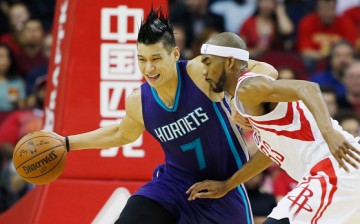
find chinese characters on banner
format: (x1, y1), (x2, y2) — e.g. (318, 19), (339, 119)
(100, 6), (144, 158)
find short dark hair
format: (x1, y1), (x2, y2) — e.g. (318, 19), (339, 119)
(138, 7), (176, 54)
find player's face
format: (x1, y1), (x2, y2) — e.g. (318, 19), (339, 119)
(137, 42), (179, 88)
(201, 55), (227, 93)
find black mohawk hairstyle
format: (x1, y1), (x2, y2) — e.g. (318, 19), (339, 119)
(138, 7), (176, 53)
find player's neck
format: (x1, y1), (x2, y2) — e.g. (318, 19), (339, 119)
(227, 71), (241, 97)
(154, 71), (179, 107)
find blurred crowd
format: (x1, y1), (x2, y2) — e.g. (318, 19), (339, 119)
(0, 0), (360, 221)
(0, 0), (55, 213)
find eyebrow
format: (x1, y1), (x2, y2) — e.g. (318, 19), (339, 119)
(137, 53), (162, 58)
(201, 57), (210, 63)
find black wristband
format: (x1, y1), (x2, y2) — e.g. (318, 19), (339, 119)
(65, 136), (70, 152)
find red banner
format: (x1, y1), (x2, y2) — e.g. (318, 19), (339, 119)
(44, 0), (166, 180)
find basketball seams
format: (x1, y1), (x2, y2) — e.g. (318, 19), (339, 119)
(14, 135), (63, 155)
(18, 150), (66, 180)
(15, 144), (64, 169)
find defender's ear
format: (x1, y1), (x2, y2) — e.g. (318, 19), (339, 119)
(227, 57), (236, 69)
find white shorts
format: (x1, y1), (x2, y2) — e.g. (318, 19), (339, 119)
(268, 156), (360, 224)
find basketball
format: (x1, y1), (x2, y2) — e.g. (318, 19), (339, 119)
(13, 130), (67, 185)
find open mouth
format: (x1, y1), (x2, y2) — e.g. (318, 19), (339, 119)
(146, 74), (160, 81)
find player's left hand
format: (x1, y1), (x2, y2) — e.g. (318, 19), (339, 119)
(323, 129), (360, 172)
(186, 180), (228, 200)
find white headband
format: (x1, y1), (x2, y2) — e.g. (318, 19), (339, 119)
(200, 44), (249, 61)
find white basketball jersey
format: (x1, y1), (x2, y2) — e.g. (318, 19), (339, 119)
(234, 73), (357, 181)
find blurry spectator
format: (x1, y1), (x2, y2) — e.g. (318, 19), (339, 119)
(283, 0), (316, 31)
(26, 33), (52, 95)
(210, 0), (256, 33)
(0, 4), (10, 36)
(0, 76), (46, 212)
(23, 0), (56, 32)
(245, 171), (277, 224)
(343, 6), (360, 53)
(309, 40), (355, 99)
(334, 110), (360, 137)
(272, 168), (297, 202)
(190, 27), (220, 58)
(257, 51), (308, 79)
(239, 0), (294, 58)
(297, 0), (357, 71)
(343, 60), (360, 115)
(0, 43), (25, 111)
(0, 154), (34, 213)
(170, 0), (224, 49)
(16, 18), (47, 78)
(0, 3), (30, 56)
(336, 0), (360, 15)
(173, 24), (191, 60)
(278, 66), (297, 79)
(0, 75), (45, 152)
(321, 86), (338, 117)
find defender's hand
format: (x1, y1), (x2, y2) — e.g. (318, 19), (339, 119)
(186, 180), (229, 200)
(323, 129), (360, 172)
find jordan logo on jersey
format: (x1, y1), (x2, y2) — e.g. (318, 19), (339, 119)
(154, 107), (209, 142)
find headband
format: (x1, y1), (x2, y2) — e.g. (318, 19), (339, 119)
(200, 44), (249, 61)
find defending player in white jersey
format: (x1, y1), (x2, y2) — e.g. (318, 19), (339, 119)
(186, 32), (360, 224)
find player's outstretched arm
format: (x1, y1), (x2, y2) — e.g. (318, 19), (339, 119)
(186, 151), (272, 200)
(237, 77), (360, 172)
(54, 90), (145, 151)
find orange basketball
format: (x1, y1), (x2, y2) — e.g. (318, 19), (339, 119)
(13, 130), (67, 185)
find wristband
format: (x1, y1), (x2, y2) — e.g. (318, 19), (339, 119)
(65, 136), (70, 152)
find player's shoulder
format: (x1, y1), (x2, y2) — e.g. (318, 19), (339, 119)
(237, 73), (273, 101)
(186, 56), (203, 75)
(126, 89), (141, 112)
(127, 88), (141, 100)
(239, 72), (274, 86)
(125, 89), (143, 124)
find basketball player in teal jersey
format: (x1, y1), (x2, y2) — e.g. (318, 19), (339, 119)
(53, 8), (278, 224)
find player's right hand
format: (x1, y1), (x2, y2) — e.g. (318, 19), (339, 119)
(323, 129), (360, 172)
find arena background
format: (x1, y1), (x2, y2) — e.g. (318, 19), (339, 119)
(0, 0), (359, 223)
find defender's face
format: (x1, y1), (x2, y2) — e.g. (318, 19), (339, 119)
(201, 55), (227, 93)
(137, 42), (177, 88)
